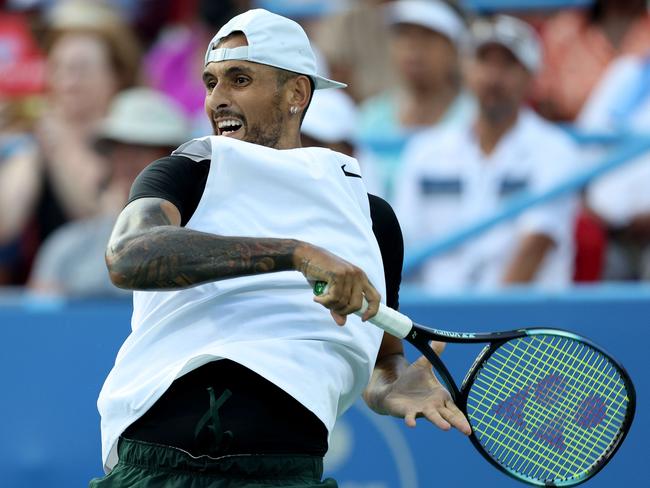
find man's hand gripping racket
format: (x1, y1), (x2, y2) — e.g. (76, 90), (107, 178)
(313, 281), (636, 487)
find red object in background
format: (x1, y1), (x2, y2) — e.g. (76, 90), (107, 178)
(167, 0), (199, 24)
(573, 208), (606, 282)
(0, 13), (45, 97)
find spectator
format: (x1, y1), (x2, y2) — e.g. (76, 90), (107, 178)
(394, 15), (579, 292)
(0, 11), (45, 284)
(578, 53), (650, 280)
(358, 0), (473, 200)
(29, 87), (190, 297)
(301, 88), (383, 195)
(534, 0), (650, 122)
(313, 0), (395, 104)
(0, 0), (141, 284)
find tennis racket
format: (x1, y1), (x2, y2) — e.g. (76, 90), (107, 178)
(313, 282), (635, 487)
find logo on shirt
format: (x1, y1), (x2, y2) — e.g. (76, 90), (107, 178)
(341, 164), (362, 179)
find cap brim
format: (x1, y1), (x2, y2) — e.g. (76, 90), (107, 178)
(473, 35), (514, 53)
(473, 36), (537, 73)
(313, 75), (347, 90)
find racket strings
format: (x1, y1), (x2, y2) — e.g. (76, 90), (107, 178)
(471, 338), (597, 478)
(472, 347), (622, 479)
(470, 346), (624, 482)
(465, 335), (630, 484)
(470, 365), (624, 476)
(474, 338), (627, 480)
(477, 341), (625, 447)
(476, 336), (628, 480)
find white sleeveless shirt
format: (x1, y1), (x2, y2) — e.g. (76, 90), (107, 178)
(97, 137), (386, 472)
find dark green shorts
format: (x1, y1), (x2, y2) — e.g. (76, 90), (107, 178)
(89, 438), (338, 487)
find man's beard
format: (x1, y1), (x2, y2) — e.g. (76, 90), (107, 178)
(244, 120), (283, 148)
(480, 96), (518, 125)
(243, 92), (285, 149)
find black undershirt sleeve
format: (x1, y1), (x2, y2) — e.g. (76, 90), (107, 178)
(368, 194), (404, 311)
(127, 156), (404, 309)
(127, 155), (210, 227)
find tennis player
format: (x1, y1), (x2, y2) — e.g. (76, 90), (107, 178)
(91, 9), (470, 488)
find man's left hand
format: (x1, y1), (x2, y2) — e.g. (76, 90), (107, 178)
(375, 354), (472, 435)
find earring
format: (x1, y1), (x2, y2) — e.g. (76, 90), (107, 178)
(290, 106), (298, 115)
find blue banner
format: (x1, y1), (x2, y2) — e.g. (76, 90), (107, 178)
(0, 291), (646, 487)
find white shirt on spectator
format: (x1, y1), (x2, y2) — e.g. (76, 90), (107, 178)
(394, 108), (578, 292)
(578, 55), (650, 227)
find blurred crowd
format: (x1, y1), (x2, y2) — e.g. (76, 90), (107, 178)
(1, 0), (650, 297)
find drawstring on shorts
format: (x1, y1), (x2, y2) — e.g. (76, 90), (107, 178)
(194, 387), (233, 454)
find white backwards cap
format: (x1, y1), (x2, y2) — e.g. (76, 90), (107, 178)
(205, 9), (346, 90)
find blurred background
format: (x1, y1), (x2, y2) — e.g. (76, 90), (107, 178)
(0, 0), (649, 487)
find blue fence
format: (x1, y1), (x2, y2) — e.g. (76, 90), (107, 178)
(1, 287), (647, 487)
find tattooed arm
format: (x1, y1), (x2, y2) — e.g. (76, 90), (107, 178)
(106, 197), (297, 289)
(106, 197), (380, 321)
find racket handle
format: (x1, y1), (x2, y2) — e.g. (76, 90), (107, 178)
(312, 281), (413, 339)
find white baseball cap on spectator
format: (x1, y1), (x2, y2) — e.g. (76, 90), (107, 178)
(384, 0), (466, 46)
(97, 88), (190, 147)
(204, 8), (346, 90)
(302, 89), (358, 143)
(470, 15), (542, 73)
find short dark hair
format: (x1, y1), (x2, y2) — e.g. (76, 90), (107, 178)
(275, 68), (315, 124)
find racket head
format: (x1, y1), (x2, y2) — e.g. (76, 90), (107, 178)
(458, 328), (635, 487)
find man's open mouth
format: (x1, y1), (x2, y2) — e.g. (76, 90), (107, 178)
(216, 118), (244, 136)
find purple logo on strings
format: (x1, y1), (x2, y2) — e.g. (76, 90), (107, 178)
(574, 395), (607, 428)
(493, 387), (531, 429)
(492, 373), (608, 453)
(534, 374), (566, 406)
(533, 417), (566, 452)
